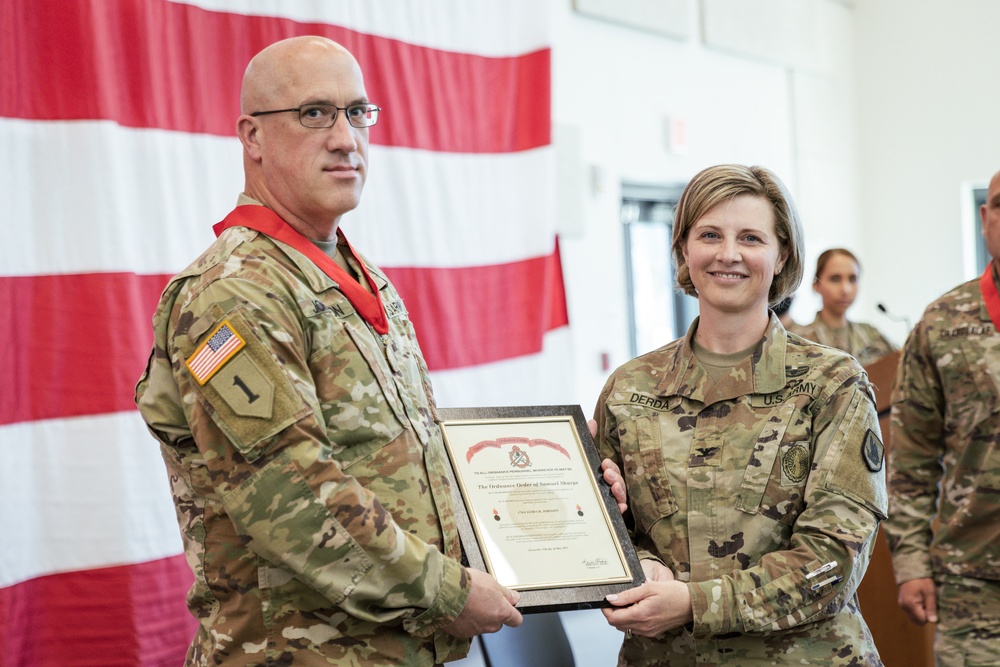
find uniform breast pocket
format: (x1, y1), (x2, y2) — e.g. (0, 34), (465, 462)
(737, 401), (808, 526)
(381, 308), (438, 445)
(758, 440), (811, 525)
(306, 309), (405, 467)
(618, 416), (679, 533)
(941, 340), (1000, 439)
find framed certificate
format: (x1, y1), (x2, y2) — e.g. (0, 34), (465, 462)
(437, 405), (645, 613)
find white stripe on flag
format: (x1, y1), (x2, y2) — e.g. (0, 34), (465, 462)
(171, 0), (549, 56)
(351, 146), (557, 268)
(429, 328), (576, 409)
(0, 413), (182, 588)
(2, 120), (556, 276)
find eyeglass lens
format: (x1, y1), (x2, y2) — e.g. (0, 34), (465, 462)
(299, 104), (379, 128)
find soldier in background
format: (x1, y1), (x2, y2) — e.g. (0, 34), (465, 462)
(885, 169), (1000, 667)
(597, 164), (886, 665)
(135, 36), (624, 666)
(795, 248), (896, 367)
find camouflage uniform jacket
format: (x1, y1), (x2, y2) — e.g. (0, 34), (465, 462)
(135, 209), (471, 666)
(795, 316), (896, 368)
(595, 316), (887, 666)
(885, 273), (1000, 584)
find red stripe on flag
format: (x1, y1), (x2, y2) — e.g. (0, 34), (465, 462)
(0, 273), (169, 426)
(0, 0), (550, 154)
(385, 243), (570, 370)
(0, 253), (567, 425)
(0, 555), (196, 667)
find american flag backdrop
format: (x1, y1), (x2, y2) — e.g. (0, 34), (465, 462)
(0, 1), (571, 664)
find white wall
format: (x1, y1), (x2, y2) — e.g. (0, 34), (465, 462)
(548, 1), (862, 658)
(458, 3), (1000, 663)
(551, 0), (859, 411)
(853, 0), (1000, 337)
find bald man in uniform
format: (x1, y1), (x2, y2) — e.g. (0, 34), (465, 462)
(136, 36), (553, 666)
(886, 170), (1000, 667)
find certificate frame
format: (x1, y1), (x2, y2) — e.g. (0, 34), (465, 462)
(437, 405), (645, 614)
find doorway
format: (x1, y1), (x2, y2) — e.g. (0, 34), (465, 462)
(621, 182), (696, 357)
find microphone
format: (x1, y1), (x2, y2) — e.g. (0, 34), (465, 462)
(877, 303), (912, 331)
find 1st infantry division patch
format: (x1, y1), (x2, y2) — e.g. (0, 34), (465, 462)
(186, 320), (246, 385)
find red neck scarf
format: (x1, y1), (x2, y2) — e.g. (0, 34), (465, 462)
(213, 205), (389, 335)
(980, 260), (1000, 331)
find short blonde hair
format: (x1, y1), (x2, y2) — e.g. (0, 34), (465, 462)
(671, 164), (804, 306)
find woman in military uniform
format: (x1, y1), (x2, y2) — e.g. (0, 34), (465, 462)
(795, 248), (896, 366)
(597, 164), (887, 666)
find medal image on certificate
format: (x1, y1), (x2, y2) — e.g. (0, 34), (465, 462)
(438, 405), (644, 613)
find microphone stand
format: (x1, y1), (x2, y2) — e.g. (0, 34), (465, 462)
(877, 303), (912, 331)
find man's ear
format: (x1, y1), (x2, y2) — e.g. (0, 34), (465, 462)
(237, 116), (263, 163)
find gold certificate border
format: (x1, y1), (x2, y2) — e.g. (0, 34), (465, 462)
(437, 405), (645, 614)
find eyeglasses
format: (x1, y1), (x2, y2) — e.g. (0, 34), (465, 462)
(250, 103), (381, 128)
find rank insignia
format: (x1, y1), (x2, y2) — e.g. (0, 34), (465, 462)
(186, 320), (245, 385)
(862, 429), (884, 473)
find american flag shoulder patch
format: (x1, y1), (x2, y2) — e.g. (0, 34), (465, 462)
(185, 320), (246, 385)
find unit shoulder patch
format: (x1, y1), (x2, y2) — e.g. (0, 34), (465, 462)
(862, 428), (884, 473)
(209, 353), (274, 419)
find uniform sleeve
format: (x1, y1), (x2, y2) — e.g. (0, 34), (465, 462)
(687, 371), (887, 636)
(883, 318), (944, 583)
(137, 277), (469, 636)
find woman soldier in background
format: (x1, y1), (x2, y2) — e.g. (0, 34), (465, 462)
(796, 248), (896, 366)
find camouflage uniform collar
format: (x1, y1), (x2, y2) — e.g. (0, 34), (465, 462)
(227, 196), (388, 294)
(979, 301), (993, 323)
(216, 221), (334, 295)
(281, 230), (389, 296)
(656, 313), (788, 405)
(339, 241), (389, 292)
(215, 204), (391, 334)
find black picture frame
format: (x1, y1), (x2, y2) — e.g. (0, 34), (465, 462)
(437, 404), (645, 614)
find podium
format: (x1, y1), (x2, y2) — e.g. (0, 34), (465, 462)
(865, 350), (901, 417)
(855, 350), (936, 667)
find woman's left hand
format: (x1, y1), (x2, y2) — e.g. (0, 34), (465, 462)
(590, 419), (628, 514)
(602, 561), (694, 637)
(600, 458), (627, 514)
